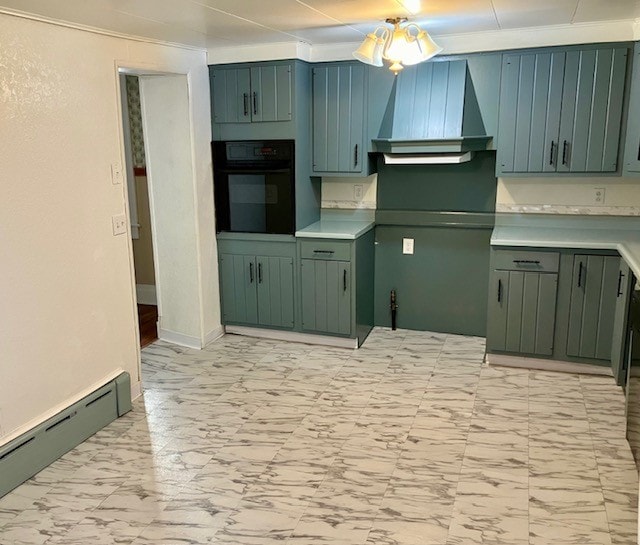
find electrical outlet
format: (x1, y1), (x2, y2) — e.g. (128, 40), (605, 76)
(111, 162), (123, 185)
(593, 187), (606, 205)
(402, 238), (414, 255)
(353, 184), (364, 200)
(112, 214), (128, 236)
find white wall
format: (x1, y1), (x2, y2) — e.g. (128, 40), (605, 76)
(0, 12), (219, 445)
(140, 75), (220, 347)
(497, 176), (640, 215)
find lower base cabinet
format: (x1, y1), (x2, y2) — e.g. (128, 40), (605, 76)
(301, 259), (351, 335)
(297, 231), (374, 343)
(220, 254), (294, 328)
(487, 247), (624, 369)
(488, 270), (558, 356)
(217, 236), (296, 330)
(566, 254), (619, 360)
(217, 230), (374, 344)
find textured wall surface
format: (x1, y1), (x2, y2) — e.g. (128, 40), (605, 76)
(0, 12), (218, 445)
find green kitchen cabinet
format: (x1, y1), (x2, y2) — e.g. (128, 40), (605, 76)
(611, 261), (634, 384)
(220, 253), (294, 328)
(624, 42), (640, 174)
(566, 255), (620, 360)
(498, 46), (628, 175)
(487, 251), (559, 356)
(301, 259), (351, 335)
(217, 235), (296, 329)
(297, 230), (374, 344)
(211, 63), (292, 124)
(220, 253), (259, 323)
(312, 63), (366, 175)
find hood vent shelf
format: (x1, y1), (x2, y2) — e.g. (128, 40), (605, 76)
(382, 151), (475, 165)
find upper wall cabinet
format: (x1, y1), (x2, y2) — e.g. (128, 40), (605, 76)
(624, 42), (640, 174)
(211, 63), (292, 124)
(312, 63), (367, 175)
(498, 46), (628, 175)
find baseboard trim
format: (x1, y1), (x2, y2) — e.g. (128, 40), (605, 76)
(158, 328), (202, 349)
(203, 326), (225, 347)
(136, 284), (157, 305)
(486, 353), (613, 376)
(225, 326), (358, 349)
(0, 372), (132, 499)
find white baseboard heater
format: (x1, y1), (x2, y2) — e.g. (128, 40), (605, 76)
(0, 372), (132, 498)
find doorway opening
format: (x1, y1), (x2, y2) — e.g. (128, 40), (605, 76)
(120, 74), (158, 348)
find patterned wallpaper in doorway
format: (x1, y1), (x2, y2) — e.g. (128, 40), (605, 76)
(125, 75), (146, 169)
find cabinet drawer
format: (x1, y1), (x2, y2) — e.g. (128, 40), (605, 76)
(300, 240), (351, 261)
(493, 250), (559, 272)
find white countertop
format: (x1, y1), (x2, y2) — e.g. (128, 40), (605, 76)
(295, 219), (375, 240)
(491, 214), (640, 279)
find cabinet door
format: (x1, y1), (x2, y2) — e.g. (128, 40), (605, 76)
(250, 64), (292, 122)
(211, 68), (251, 124)
(624, 43), (640, 174)
(219, 254), (258, 324)
(611, 262), (633, 384)
(498, 52), (565, 173)
(312, 64), (365, 173)
(301, 259), (351, 335)
(567, 255), (620, 359)
(487, 270), (557, 355)
(557, 47), (628, 173)
(256, 256), (294, 328)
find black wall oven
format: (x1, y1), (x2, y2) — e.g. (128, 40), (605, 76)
(212, 140), (295, 235)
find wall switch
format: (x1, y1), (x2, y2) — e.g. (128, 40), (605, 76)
(353, 184), (364, 200)
(111, 162), (123, 185)
(593, 187), (606, 205)
(402, 238), (414, 255)
(112, 214), (128, 236)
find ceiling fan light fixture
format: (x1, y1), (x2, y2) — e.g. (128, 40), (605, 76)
(353, 18), (441, 74)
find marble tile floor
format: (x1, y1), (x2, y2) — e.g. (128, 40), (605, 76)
(0, 328), (637, 545)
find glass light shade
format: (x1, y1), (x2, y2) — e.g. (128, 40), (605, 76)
(415, 29), (443, 61)
(383, 26), (411, 62)
(353, 32), (385, 66)
(399, 36), (426, 66)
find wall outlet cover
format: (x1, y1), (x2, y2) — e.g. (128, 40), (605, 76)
(593, 187), (606, 205)
(402, 238), (414, 255)
(112, 213), (128, 236)
(353, 184), (364, 200)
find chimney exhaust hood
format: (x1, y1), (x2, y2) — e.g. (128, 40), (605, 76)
(372, 59), (491, 164)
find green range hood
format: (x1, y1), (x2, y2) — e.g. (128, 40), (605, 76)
(373, 59), (492, 163)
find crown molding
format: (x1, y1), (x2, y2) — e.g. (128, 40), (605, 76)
(208, 19), (638, 64)
(0, 7), (207, 52)
(208, 41), (312, 64)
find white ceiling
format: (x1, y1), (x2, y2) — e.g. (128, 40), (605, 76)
(0, 0), (639, 51)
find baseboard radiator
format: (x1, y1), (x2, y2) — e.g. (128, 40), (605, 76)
(0, 372), (132, 498)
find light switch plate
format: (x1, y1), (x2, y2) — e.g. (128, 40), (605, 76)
(112, 214), (128, 236)
(111, 162), (123, 185)
(402, 238), (414, 255)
